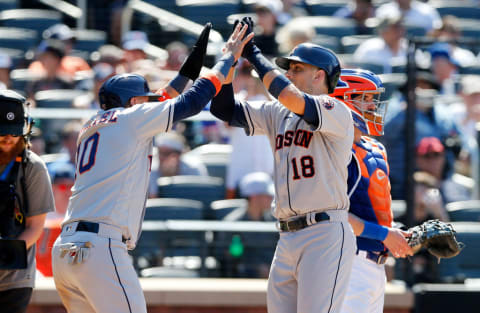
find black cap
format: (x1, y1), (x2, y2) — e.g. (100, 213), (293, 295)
(0, 90), (26, 136)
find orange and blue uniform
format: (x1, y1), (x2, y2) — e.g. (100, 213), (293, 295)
(347, 136), (393, 253)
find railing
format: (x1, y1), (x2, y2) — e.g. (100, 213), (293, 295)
(38, 0), (84, 28)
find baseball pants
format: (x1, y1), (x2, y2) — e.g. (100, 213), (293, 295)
(52, 226), (146, 313)
(340, 251), (386, 313)
(267, 210), (356, 313)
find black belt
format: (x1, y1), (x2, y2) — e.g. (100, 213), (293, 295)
(68, 221), (127, 243)
(363, 251), (388, 265)
(279, 212), (330, 232)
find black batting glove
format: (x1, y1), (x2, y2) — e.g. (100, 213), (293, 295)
(240, 16), (259, 59)
(179, 22), (212, 81)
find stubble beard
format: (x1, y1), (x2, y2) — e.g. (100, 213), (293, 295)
(0, 138), (25, 165)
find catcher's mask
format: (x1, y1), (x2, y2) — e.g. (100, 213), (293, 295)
(330, 69), (388, 136)
(98, 73), (160, 110)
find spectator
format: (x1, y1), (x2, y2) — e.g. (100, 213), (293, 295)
(148, 132), (208, 198)
(353, 15), (407, 73)
(162, 41), (188, 71)
(36, 162), (75, 277)
(90, 44), (125, 68)
(117, 31), (150, 73)
(88, 63), (116, 109)
(276, 18), (316, 55)
(429, 43), (460, 96)
(375, 0), (442, 33)
(0, 51), (11, 88)
(334, 0), (376, 35)
(381, 87), (465, 200)
(252, 0), (282, 57)
(26, 40), (74, 100)
(451, 75), (480, 144)
(276, 0), (308, 25)
(224, 172), (275, 222)
(428, 15), (477, 68)
(0, 90), (55, 313)
(29, 24), (92, 79)
(415, 137), (472, 204)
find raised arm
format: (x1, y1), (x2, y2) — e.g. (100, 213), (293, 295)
(171, 23), (254, 123)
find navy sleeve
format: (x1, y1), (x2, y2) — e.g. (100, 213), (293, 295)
(172, 78), (216, 123)
(301, 93), (319, 128)
(347, 152), (359, 197)
(210, 83), (249, 129)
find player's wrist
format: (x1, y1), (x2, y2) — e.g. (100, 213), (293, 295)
(360, 221), (389, 241)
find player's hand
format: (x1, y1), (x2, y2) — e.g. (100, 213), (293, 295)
(383, 228), (413, 258)
(179, 23), (211, 80)
(240, 16), (256, 58)
(223, 23), (254, 64)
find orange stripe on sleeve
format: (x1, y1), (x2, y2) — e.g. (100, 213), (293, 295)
(201, 73), (222, 96)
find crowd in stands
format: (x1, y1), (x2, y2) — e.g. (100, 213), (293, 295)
(1, 0), (479, 284)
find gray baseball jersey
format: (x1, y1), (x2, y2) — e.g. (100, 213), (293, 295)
(63, 100), (174, 249)
(240, 95), (354, 219)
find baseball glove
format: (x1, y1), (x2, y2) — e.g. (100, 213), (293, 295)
(407, 219), (464, 261)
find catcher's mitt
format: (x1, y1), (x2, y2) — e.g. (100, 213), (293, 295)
(407, 219), (464, 261)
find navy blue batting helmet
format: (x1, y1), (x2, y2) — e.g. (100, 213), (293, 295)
(98, 74), (158, 110)
(275, 43), (341, 94)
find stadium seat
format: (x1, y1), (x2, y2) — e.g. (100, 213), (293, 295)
(305, 0), (348, 16)
(391, 199), (406, 219)
(0, 0), (18, 11)
(210, 198), (248, 220)
(435, 222), (480, 282)
(346, 61), (385, 75)
(144, 198), (204, 221)
(0, 47), (24, 68)
(34, 89), (88, 108)
(185, 143), (231, 181)
(311, 34), (341, 54)
(0, 27), (38, 52)
(142, 0), (179, 14)
(177, 0), (240, 39)
(292, 16), (357, 38)
(72, 29), (107, 53)
(156, 175), (225, 219)
(456, 18), (480, 41)
(0, 9), (62, 40)
(432, 2), (480, 20)
(459, 64), (480, 75)
(9, 69), (43, 94)
(446, 200), (480, 222)
(340, 34), (375, 54)
(377, 73), (407, 100)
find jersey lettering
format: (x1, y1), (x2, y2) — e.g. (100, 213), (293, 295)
(78, 132), (100, 174)
(276, 129), (313, 150)
(291, 155), (315, 180)
(81, 110), (118, 136)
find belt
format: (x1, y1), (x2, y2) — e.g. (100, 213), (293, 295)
(358, 250), (388, 265)
(62, 221), (127, 243)
(278, 212), (330, 232)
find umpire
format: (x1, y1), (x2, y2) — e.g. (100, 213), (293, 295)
(0, 90), (54, 313)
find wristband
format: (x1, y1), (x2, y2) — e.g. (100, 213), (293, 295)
(268, 75), (291, 99)
(360, 221), (389, 241)
(201, 73), (222, 96)
(212, 53), (235, 79)
(248, 47), (274, 80)
(169, 74), (189, 94)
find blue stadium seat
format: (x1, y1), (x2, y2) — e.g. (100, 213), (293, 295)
(0, 27), (38, 52)
(142, 0), (179, 14)
(377, 73), (407, 101)
(177, 0), (241, 39)
(156, 175), (225, 219)
(340, 34), (375, 54)
(446, 200), (480, 222)
(185, 143), (231, 181)
(311, 34), (341, 54)
(433, 2), (480, 20)
(210, 198), (248, 220)
(34, 89), (88, 108)
(436, 222), (480, 282)
(9, 69), (43, 95)
(305, 0), (348, 16)
(293, 16), (357, 38)
(72, 29), (107, 53)
(0, 9), (62, 40)
(0, 0), (18, 11)
(144, 198), (204, 220)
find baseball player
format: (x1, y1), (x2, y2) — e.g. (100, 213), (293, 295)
(51, 23), (253, 313)
(329, 69), (413, 313)
(210, 17), (356, 313)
